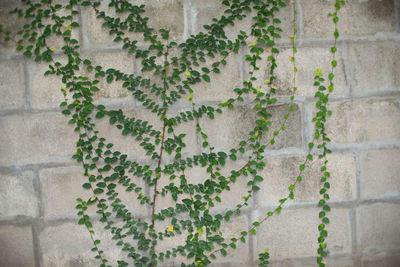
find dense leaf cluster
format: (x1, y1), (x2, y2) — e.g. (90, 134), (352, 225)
(0, 0), (344, 266)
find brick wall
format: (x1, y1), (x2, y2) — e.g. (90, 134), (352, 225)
(0, 0), (399, 266)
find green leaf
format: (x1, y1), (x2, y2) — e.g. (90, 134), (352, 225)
(106, 75), (114, 84)
(202, 74), (210, 82)
(201, 67), (210, 73)
(107, 183), (116, 190)
(96, 182), (106, 188)
(254, 175), (264, 182)
(93, 188), (104, 194)
(221, 249), (227, 256)
(82, 183), (91, 189)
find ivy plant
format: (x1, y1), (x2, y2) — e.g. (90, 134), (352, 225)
(0, 0), (345, 266)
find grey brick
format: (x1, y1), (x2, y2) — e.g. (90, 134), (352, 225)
(0, 60), (25, 110)
(256, 153), (356, 206)
(361, 250), (400, 267)
(326, 98), (400, 144)
(0, 225), (35, 267)
(82, 0), (184, 47)
(0, 171), (38, 218)
(252, 46), (348, 97)
(357, 203), (400, 254)
(360, 149), (400, 200)
(254, 208), (351, 259)
(0, 113), (77, 166)
(202, 103), (302, 152)
(302, 0), (397, 39)
(192, 0), (293, 41)
(30, 57), (65, 110)
(348, 42), (400, 95)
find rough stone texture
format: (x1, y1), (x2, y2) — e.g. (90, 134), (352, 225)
(31, 51), (134, 110)
(82, 0), (184, 47)
(361, 250), (400, 267)
(302, 0), (397, 39)
(0, 171), (38, 218)
(190, 0), (253, 40)
(0, 1), (30, 57)
(360, 149), (400, 200)
(0, 225), (35, 267)
(348, 42), (400, 95)
(202, 103), (302, 151)
(257, 153), (356, 206)
(86, 51), (134, 99)
(0, 60), (25, 110)
(253, 46), (348, 97)
(293, 255), (355, 267)
(39, 221), (98, 267)
(326, 98), (400, 143)
(30, 57), (65, 110)
(357, 203), (400, 254)
(41, 165), (150, 218)
(0, 0), (400, 266)
(191, 52), (243, 102)
(191, 0), (293, 41)
(0, 113), (76, 166)
(39, 220), (134, 266)
(254, 207), (351, 260)
(40, 166), (94, 218)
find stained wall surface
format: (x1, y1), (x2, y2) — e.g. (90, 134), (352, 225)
(0, 0), (399, 266)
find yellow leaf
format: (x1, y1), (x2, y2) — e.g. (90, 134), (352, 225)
(90, 195), (97, 201)
(186, 93), (193, 101)
(197, 227), (204, 235)
(166, 226), (174, 232)
(185, 71), (192, 77)
(248, 40), (257, 47)
(315, 68), (323, 76)
(49, 46), (57, 52)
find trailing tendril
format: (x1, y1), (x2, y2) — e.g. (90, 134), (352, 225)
(0, 0), (344, 266)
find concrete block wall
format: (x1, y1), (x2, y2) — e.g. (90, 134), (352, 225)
(0, 0), (399, 266)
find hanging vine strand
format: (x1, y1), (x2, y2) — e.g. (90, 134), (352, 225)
(0, 0), (344, 266)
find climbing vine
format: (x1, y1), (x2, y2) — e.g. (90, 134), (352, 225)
(0, 0), (344, 266)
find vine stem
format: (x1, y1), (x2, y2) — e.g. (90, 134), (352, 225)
(151, 120), (167, 228)
(150, 39), (170, 265)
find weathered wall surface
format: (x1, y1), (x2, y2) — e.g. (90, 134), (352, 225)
(0, 0), (399, 266)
